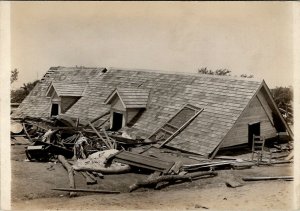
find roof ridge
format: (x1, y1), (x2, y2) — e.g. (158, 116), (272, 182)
(107, 67), (263, 82)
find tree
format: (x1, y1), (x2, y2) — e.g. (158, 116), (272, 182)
(11, 68), (19, 84)
(11, 80), (39, 103)
(240, 74), (254, 78)
(198, 67), (231, 76)
(271, 86), (293, 124)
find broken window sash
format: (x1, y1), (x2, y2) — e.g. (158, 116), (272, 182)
(148, 104), (204, 147)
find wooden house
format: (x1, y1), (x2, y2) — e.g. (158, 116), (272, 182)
(13, 67), (293, 158)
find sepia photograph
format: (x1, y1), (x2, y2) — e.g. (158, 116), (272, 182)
(1, 1), (299, 210)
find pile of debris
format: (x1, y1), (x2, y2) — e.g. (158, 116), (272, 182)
(10, 114), (294, 197)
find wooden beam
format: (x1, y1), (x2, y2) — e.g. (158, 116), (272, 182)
(243, 176), (293, 181)
(88, 122), (111, 148)
(22, 123), (33, 142)
(58, 155), (77, 197)
(52, 188), (120, 194)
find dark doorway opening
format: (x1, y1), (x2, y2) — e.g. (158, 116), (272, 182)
(111, 112), (123, 131)
(248, 122), (260, 148)
(51, 103), (59, 116)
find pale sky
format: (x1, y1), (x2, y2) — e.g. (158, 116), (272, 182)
(10, 2), (294, 89)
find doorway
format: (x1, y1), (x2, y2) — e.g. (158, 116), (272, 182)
(248, 122), (260, 148)
(111, 112), (123, 131)
(51, 103), (59, 116)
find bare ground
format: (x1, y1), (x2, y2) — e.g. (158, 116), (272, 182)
(11, 144), (294, 210)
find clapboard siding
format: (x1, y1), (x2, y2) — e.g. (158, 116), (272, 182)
(220, 91), (277, 148)
(111, 97), (126, 111)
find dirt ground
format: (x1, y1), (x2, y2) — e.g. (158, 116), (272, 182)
(11, 144), (294, 210)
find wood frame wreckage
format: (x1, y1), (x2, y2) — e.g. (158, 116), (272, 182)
(12, 66), (293, 159)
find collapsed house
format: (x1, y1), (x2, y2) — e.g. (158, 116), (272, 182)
(12, 66), (293, 159)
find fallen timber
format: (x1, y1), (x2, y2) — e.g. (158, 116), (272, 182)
(52, 188), (120, 194)
(242, 176), (293, 181)
(58, 155), (77, 197)
(129, 171), (218, 192)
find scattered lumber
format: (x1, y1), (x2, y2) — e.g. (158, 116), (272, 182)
(129, 171), (217, 192)
(168, 160), (183, 174)
(242, 176), (293, 181)
(182, 161), (232, 171)
(83, 111), (110, 128)
(81, 172), (97, 185)
(12, 137), (31, 145)
(88, 122), (111, 149)
(285, 150), (293, 161)
(225, 179), (243, 188)
(22, 123), (33, 142)
(86, 171), (98, 182)
(58, 155), (77, 197)
(113, 150), (175, 173)
(52, 188), (120, 194)
(96, 172), (104, 179)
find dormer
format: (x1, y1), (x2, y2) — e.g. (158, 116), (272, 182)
(46, 82), (86, 117)
(104, 88), (150, 131)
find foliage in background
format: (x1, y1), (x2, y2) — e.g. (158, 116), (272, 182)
(198, 67), (231, 76)
(11, 80), (39, 103)
(271, 86), (293, 124)
(11, 68), (19, 84)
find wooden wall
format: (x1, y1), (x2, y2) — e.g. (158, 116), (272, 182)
(220, 90), (277, 148)
(111, 97), (126, 111)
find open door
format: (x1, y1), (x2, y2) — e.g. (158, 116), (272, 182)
(111, 112), (123, 131)
(248, 122), (260, 148)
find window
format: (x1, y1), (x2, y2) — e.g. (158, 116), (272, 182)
(148, 104), (204, 146)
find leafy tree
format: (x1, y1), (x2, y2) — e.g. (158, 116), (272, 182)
(11, 68), (19, 84)
(240, 74), (254, 78)
(271, 86), (293, 124)
(198, 67), (231, 76)
(11, 80), (39, 103)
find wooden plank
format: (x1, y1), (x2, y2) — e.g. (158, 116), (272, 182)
(58, 155), (77, 197)
(52, 188), (120, 194)
(88, 122), (111, 149)
(22, 123), (33, 142)
(13, 137), (31, 145)
(243, 176), (293, 181)
(114, 151), (175, 173)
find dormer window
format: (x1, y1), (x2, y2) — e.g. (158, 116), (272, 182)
(46, 82), (86, 117)
(104, 88), (149, 131)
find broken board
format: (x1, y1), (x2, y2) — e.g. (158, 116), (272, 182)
(113, 150), (175, 174)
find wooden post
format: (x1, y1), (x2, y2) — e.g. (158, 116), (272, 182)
(58, 155), (77, 197)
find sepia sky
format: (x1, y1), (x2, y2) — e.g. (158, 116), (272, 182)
(10, 2), (294, 89)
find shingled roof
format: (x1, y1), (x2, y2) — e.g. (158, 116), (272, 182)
(46, 82), (87, 97)
(14, 67), (265, 156)
(104, 88), (150, 108)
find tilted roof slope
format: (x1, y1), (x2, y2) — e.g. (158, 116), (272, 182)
(12, 67), (106, 118)
(105, 88), (150, 108)
(14, 67), (262, 156)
